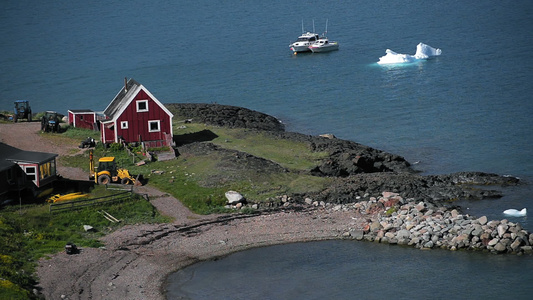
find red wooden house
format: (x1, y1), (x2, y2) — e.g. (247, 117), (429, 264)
(67, 109), (100, 130)
(100, 78), (174, 147)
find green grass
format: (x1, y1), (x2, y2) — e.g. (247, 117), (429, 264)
(174, 123), (329, 171)
(0, 190), (171, 299)
(60, 126), (100, 140)
(59, 121), (332, 214)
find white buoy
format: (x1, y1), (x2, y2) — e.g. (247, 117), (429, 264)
(503, 208), (527, 217)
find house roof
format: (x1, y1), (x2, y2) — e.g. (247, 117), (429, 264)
(0, 142), (58, 165)
(0, 159), (16, 172)
(103, 78), (142, 119)
(68, 109), (94, 113)
(102, 78), (173, 122)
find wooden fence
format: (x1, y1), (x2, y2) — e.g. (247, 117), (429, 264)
(49, 187), (138, 214)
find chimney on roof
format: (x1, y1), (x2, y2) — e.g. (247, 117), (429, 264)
(124, 77), (128, 92)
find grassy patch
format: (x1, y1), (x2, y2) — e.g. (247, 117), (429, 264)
(174, 124), (329, 171)
(60, 126), (100, 140)
(60, 122), (331, 214)
(0, 191), (170, 299)
(142, 147), (331, 213)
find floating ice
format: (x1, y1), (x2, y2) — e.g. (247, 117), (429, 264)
(503, 208), (527, 217)
(377, 43), (442, 65)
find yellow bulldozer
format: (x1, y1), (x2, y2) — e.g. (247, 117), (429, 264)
(89, 150), (142, 185)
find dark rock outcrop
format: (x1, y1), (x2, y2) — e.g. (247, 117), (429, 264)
(273, 131), (413, 175)
(304, 172), (520, 204)
(166, 103), (520, 204)
(167, 103), (285, 132)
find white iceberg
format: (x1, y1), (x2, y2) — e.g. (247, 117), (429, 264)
(503, 208), (527, 217)
(377, 42), (442, 65)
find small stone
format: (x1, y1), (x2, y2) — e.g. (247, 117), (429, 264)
(225, 191), (244, 204)
(423, 241), (434, 248)
(497, 224), (508, 238)
(477, 216), (488, 225)
(396, 229), (411, 240)
(521, 246), (533, 254)
(450, 209), (459, 218)
(510, 238), (523, 251)
(370, 221), (382, 232)
(494, 242), (507, 252)
(488, 238), (499, 246)
(350, 230), (364, 240)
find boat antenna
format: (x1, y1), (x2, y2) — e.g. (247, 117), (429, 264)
(301, 19), (304, 33)
(324, 19), (328, 37)
(313, 19), (315, 33)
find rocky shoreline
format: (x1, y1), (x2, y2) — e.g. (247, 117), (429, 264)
(22, 103), (529, 299)
(169, 103), (521, 204)
(170, 103), (531, 254)
(331, 192), (532, 254)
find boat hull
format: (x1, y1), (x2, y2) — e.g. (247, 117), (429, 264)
(309, 43), (339, 53)
(290, 45), (312, 53)
(289, 31), (319, 53)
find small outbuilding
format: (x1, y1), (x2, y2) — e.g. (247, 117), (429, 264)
(100, 78), (174, 148)
(0, 142), (58, 200)
(67, 109), (101, 131)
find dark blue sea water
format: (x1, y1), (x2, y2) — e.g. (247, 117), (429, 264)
(166, 240), (533, 300)
(2, 1), (532, 299)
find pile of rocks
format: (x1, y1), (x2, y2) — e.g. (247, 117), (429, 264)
(341, 192), (532, 255)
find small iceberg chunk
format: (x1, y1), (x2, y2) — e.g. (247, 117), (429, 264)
(378, 42), (442, 65)
(503, 208), (527, 217)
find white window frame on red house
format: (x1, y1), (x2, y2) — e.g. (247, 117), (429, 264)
(136, 100), (149, 112)
(121, 121), (128, 129)
(148, 120), (160, 132)
(24, 166), (37, 183)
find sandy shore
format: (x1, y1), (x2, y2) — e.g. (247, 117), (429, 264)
(0, 122), (369, 299)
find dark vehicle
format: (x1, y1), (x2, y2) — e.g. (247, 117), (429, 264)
(13, 100), (32, 122)
(65, 242), (78, 255)
(41, 111), (60, 132)
(79, 137), (96, 148)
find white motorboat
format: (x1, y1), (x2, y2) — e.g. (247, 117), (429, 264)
(308, 36), (339, 53)
(290, 31), (320, 53)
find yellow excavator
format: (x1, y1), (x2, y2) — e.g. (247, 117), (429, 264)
(89, 150), (142, 185)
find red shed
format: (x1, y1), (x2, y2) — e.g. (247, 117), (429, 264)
(68, 109), (99, 130)
(100, 78), (174, 147)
